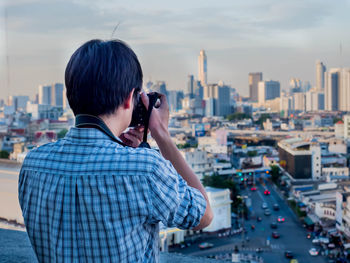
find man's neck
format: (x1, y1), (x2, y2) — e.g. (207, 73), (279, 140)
(99, 112), (127, 138)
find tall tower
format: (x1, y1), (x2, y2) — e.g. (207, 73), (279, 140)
(249, 72), (263, 101)
(198, 50), (207, 86)
(316, 61), (326, 91)
(325, 68), (340, 111)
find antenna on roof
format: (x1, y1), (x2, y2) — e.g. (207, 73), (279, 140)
(110, 22), (121, 39)
(5, 8), (10, 102)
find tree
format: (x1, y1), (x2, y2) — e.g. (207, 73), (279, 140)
(247, 150), (257, 157)
(256, 113), (271, 128)
(0, 150), (9, 159)
(57, 129), (68, 139)
(227, 112), (251, 121)
(270, 165), (280, 184)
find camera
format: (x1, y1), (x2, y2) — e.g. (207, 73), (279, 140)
(129, 92), (160, 127)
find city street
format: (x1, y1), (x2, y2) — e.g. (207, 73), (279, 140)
(172, 180), (327, 263)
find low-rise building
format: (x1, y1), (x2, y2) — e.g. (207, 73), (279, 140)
(204, 187), (232, 232)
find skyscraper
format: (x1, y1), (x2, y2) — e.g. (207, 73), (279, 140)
(325, 68), (340, 111)
(38, 85), (51, 105)
(198, 50), (207, 86)
(258, 80), (280, 105)
(316, 61), (326, 91)
(52, 83), (64, 106)
(186, 75), (194, 98)
(249, 72), (262, 101)
(339, 68), (350, 111)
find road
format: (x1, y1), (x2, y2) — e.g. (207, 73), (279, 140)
(172, 180), (327, 263)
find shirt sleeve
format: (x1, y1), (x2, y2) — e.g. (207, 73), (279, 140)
(148, 156), (207, 229)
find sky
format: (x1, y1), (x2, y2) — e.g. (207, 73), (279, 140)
(0, 0), (350, 101)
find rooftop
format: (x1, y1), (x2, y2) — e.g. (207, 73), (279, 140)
(0, 228), (224, 263)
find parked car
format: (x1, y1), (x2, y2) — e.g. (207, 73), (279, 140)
(272, 231), (280, 239)
(309, 247), (319, 256)
(284, 251), (294, 259)
(270, 222), (278, 229)
(199, 242), (214, 250)
(312, 238), (320, 244)
(273, 204), (280, 211)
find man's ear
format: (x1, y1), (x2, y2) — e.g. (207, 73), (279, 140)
(124, 88), (135, 109)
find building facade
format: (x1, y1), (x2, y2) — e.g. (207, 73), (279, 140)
(249, 72), (262, 102)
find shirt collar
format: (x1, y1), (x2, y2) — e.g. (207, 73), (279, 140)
(65, 127), (123, 144)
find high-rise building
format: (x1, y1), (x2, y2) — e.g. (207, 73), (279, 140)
(325, 68), (341, 111)
(339, 69), (350, 111)
(168, 90), (184, 112)
(305, 90), (324, 112)
(38, 83), (64, 106)
(258, 80), (280, 105)
(198, 50), (207, 86)
(292, 92), (305, 112)
(249, 72), (262, 102)
(194, 80), (203, 100)
(8, 95), (29, 111)
(52, 83), (64, 106)
(344, 115), (350, 139)
(186, 75), (194, 98)
(203, 83), (231, 116)
(39, 85), (51, 105)
(151, 81), (167, 96)
(316, 61), (326, 91)
(289, 78), (302, 93)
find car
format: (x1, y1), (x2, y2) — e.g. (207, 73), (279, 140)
(312, 238), (320, 244)
(277, 216), (285, 222)
(307, 233), (312, 239)
(251, 186), (257, 191)
(264, 189), (271, 195)
(257, 216), (262, 222)
(199, 242), (214, 250)
(256, 248), (263, 253)
(270, 222), (278, 229)
(273, 204), (279, 211)
(284, 251), (294, 259)
(309, 247), (319, 256)
(262, 202), (268, 209)
(264, 209), (271, 216)
(272, 231), (280, 239)
(251, 224), (255, 230)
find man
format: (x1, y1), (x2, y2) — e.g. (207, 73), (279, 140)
(18, 39), (213, 263)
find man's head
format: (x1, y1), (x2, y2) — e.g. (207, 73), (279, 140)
(65, 39), (143, 118)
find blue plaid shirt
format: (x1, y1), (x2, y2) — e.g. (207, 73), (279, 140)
(18, 127), (206, 263)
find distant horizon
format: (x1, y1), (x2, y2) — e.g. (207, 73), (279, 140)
(1, 0), (349, 101)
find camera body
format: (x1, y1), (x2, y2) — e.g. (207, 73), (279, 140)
(129, 92), (160, 127)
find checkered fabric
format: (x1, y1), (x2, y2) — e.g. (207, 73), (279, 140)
(18, 127), (206, 263)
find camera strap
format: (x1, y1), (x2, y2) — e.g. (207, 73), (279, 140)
(75, 114), (129, 147)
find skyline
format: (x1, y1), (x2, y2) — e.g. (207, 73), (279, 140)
(1, 0), (350, 100)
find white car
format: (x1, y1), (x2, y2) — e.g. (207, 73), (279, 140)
(309, 248), (319, 256)
(262, 203), (268, 209)
(312, 238), (320, 244)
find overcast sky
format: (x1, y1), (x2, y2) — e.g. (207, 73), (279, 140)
(0, 0), (350, 100)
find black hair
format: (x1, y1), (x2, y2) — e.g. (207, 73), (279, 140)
(65, 39), (143, 116)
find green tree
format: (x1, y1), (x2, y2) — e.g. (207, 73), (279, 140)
(270, 165), (280, 184)
(247, 150), (257, 157)
(256, 113), (271, 128)
(227, 112), (251, 121)
(0, 150), (10, 159)
(57, 128), (68, 139)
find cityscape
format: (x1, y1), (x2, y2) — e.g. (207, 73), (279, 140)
(2, 1), (350, 263)
(1, 46), (350, 263)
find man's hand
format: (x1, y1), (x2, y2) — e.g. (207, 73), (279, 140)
(141, 91), (170, 143)
(120, 127), (144, 148)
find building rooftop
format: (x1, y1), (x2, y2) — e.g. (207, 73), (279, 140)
(0, 228), (224, 263)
